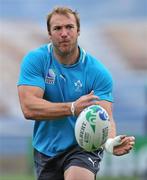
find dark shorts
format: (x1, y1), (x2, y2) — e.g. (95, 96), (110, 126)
(34, 145), (104, 180)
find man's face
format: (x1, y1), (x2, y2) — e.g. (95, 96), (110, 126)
(49, 13), (80, 56)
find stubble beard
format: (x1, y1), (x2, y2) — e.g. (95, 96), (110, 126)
(53, 40), (78, 58)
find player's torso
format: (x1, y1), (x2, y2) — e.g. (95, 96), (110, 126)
(43, 46), (90, 102)
(32, 44), (112, 156)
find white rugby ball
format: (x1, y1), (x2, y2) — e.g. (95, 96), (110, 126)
(75, 105), (110, 152)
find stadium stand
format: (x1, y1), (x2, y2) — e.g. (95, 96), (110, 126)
(104, 22), (147, 71)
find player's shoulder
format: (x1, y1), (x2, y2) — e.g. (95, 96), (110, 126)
(21, 44), (49, 67)
(84, 52), (113, 90)
(25, 44), (48, 60)
(85, 52), (111, 74)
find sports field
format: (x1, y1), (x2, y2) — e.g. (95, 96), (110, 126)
(0, 175), (139, 180)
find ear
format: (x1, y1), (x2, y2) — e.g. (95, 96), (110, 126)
(48, 32), (52, 41)
(48, 31), (51, 36)
(77, 29), (80, 36)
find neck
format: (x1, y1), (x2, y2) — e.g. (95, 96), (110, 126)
(53, 46), (80, 65)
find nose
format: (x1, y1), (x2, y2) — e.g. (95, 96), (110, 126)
(60, 28), (68, 37)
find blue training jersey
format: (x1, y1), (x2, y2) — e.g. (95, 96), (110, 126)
(18, 43), (113, 157)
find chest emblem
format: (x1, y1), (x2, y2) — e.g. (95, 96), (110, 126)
(74, 80), (82, 92)
(45, 69), (56, 84)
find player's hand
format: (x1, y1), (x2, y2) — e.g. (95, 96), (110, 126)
(104, 135), (135, 156)
(74, 91), (99, 116)
(113, 135), (135, 156)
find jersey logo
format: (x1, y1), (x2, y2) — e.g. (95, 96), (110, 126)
(74, 80), (82, 92)
(45, 69), (56, 84)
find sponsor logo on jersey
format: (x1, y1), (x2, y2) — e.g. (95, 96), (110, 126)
(45, 69), (56, 84)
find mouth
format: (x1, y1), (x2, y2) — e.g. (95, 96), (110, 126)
(60, 40), (70, 44)
(59, 42), (70, 48)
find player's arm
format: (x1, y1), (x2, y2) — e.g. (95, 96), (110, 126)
(18, 86), (99, 120)
(18, 85), (72, 120)
(93, 100), (116, 138)
(94, 101), (135, 156)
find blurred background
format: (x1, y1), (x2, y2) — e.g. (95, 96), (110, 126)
(0, 0), (147, 180)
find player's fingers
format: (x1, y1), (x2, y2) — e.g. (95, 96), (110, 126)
(119, 135), (127, 144)
(126, 140), (135, 150)
(87, 91), (99, 100)
(122, 136), (135, 145)
(123, 144), (134, 153)
(86, 95), (99, 101)
(125, 150), (131, 154)
(85, 101), (98, 108)
(126, 137), (135, 146)
(120, 148), (130, 155)
(89, 90), (94, 95)
(119, 139), (130, 147)
(127, 145), (134, 151)
(129, 136), (135, 142)
(129, 141), (135, 145)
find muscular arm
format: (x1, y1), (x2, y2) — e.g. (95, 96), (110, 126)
(18, 86), (99, 120)
(97, 101), (135, 156)
(18, 85), (73, 120)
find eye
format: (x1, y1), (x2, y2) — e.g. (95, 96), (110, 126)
(66, 25), (74, 30)
(53, 26), (61, 31)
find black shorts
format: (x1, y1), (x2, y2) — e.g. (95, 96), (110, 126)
(34, 145), (104, 180)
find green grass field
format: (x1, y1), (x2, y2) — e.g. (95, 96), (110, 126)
(0, 175), (34, 180)
(0, 175), (139, 180)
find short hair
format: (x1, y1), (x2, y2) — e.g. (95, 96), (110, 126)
(47, 7), (80, 34)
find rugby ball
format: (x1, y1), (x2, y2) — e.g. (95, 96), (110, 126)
(75, 105), (110, 152)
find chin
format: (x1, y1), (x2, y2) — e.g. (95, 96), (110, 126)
(59, 47), (72, 55)
(60, 51), (71, 56)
